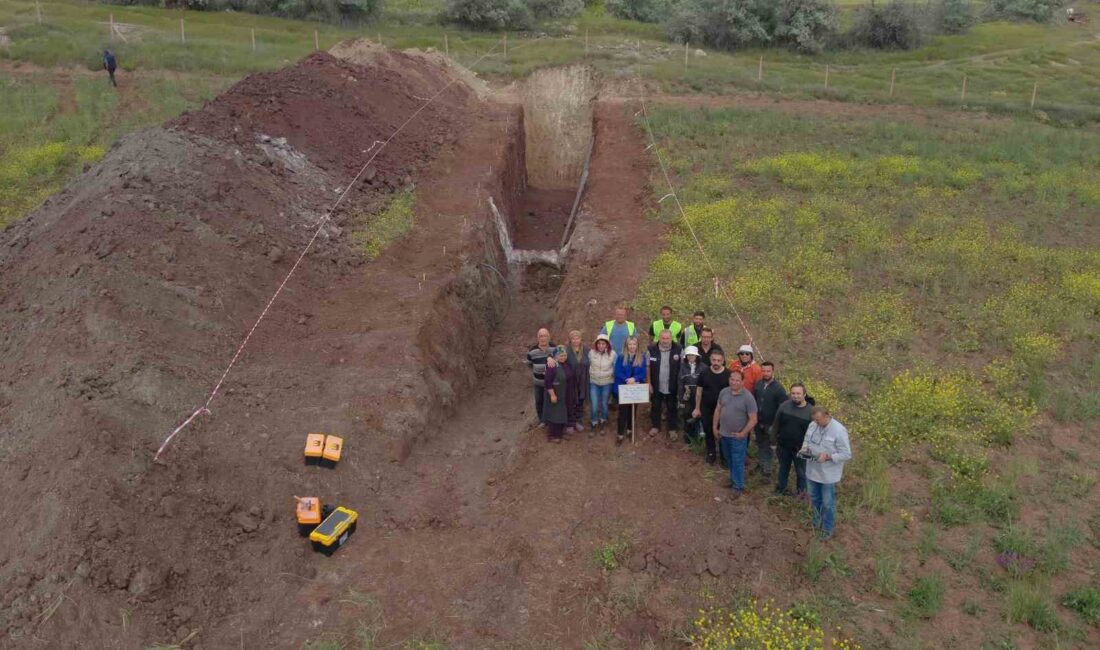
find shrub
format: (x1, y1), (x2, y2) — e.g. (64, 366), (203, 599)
(105, 0), (383, 23)
(665, 0), (774, 50)
(527, 0), (584, 19)
(442, 0), (534, 30)
(1062, 585), (1100, 627)
(774, 0), (839, 54)
(935, 0), (974, 34)
(905, 574), (946, 619)
(848, 0), (924, 50)
(606, 0), (670, 23)
(985, 0), (1064, 23)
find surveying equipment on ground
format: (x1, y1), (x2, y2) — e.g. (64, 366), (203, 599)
(304, 433), (343, 467)
(309, 506), (359, 555)
(295, 496), (323, 536)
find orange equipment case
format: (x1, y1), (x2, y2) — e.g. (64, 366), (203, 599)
(304, 433), (325, 465)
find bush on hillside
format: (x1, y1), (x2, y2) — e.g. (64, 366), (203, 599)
(606, 0), (671, 24)
(936, 0), (974, 33)
(774, 0), (839, 54)
(665, 0), (773, 50)
(442, 0), (534, 29)
(848, 0), (924, 50)
(527, 0), (584, 19)
(101, 0), (383, 24)
(984, 0), (1064, 23)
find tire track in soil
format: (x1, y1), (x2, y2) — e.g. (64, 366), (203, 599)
(308, 102), (801, 648)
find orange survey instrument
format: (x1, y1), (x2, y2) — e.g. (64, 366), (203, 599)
(304, 433), (326, 465)
(295, 496), (322, 536)
(321, 435), (343, 468)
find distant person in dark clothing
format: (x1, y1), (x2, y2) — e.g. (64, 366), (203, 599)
(677, 346), (703, 444)
(752, 361), (787, 479)
(526, 328), (556, 426)
(770, 383), (813, 497)
(543, 347), (573, 443)
(696, 326), (722, 362)
(103, 50), (118, 87)
(647, 329), (682, 438)
(565, 330), (589, 432)
(693, 349), (730, 465)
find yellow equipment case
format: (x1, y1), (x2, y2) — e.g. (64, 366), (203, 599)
(309, 506), (358, 555)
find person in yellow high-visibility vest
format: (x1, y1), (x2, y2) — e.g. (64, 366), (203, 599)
(680, 310), (706, 348)
(647, 305), (683, 343)
(600, 306), (635, 357)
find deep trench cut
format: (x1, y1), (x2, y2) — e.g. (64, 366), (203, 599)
(506, 66), (595, 256)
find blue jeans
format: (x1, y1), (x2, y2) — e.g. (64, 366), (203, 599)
(589, 383), (612, 423)
(720, 436), (749, 491)
(775, 446), (807, 495)
(809, 480), (837, 537)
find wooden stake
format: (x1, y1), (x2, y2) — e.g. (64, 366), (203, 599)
(109, 13), (114, 40)
(180, 18), (185, 44)
(824, 64), (830, 89)
(377, 33), (382, 46)
(631, 404), (636, 445)
(251, 28), (256, 52)
(684, 41), (689, 72)
(757, 55), (763, 82)
(1029, 81), (1038, 109)
(960, 74), (968, 102)
(889, 67), (896, 97)
(503, 34), (507, 59)
(35, 0), (41, 24)
(444, 33), (448, 57)
(314, 29), (319, 51)
(585, 29), (589, 57)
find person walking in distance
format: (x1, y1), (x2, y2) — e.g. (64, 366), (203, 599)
(648, 305), (683, 343)
(565, 330), (590, 433)
(770, 383), (813, 498)
(728, 344), (763, 395)
(693, 350), (730, 465)
(600, 306), (636, 357)
(677, 346), (703, 444)
(543, 347), (574, 443)
(680, 310), (706, 348)
(103, 49), (118, 88)
(613, 336), (647, 445)
(713, 370), (758, 497)
(752, 361), (787, 479)
(801, 406), (852, 540)
(647, 329), (682, 439)
(526, 328), (556, 426)
(587, 334), (617, 433)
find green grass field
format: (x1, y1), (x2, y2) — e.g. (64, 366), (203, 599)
(637, 98), (1099, 648)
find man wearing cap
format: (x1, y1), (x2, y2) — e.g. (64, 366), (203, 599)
(525, 328), (557, 426)
(600, 306), (636, 357)
(648, 305), (683, 343)
(680, 311), (706, 348)
(647, 329), (682, 437)
(728, 344), (763, 395)
(677, 345), (704, 443)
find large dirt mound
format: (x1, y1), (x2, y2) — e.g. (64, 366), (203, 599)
(329, 38), (492, 100)
(0, 50), (487, 647)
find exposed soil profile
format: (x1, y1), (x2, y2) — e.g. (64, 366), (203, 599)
(0, 45), (803, 650)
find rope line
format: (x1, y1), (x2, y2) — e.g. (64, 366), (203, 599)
(154, 38), (507, 461)
(635, 87), (764, 362)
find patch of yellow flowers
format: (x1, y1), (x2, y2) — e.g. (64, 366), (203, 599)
(691, 599), (859, 649)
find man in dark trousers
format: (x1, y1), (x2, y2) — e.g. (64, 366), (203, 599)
(647, 329), (681, 438)
(103, 50), (118, 87)
(752, 361), (787, 479)
(693, 349), (730, 465)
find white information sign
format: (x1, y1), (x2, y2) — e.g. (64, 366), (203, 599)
(617, 384), (650, 405)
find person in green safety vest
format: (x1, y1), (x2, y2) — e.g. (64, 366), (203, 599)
(648, 305), (683, 342)
(600, 306), (635, 357)
(681, 311), (706, 348)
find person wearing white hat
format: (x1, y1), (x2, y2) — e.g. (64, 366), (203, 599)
(676, 345), (704, 443)
(728, 344), (763, 396)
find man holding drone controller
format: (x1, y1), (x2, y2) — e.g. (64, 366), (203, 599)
(800, 406), (852, 541)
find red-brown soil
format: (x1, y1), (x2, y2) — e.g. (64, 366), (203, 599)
(512, 187), (574, 250)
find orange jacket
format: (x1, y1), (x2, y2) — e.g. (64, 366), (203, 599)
(728, 360), (763, 395)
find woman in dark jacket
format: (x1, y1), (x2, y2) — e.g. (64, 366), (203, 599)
(543, 346), (574, 443)
(613, 337), (648, 445)
(565, 329), (590, 433)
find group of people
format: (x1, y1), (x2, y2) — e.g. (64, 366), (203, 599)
(526, 306), (852, 540)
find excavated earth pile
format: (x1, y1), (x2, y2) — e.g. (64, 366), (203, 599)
(0, 48), (512, 648)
